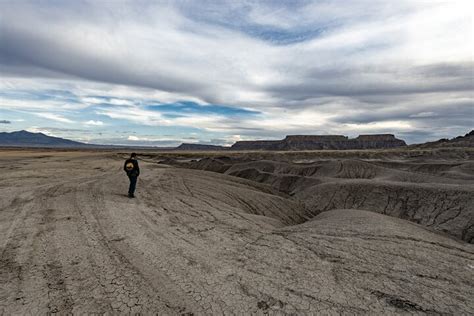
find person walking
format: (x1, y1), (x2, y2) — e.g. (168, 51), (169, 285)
(124, 153), (140, 198)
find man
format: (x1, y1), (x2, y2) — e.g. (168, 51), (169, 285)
(124, 153), (140, 198)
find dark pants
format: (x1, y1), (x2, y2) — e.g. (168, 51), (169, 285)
(128, 175), (138, 196)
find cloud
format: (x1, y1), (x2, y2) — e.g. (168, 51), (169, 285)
(343, 120), (413, 132)
(34, 112), (74, 123)
(26, 126), (57, 136)
(0, 0), (472, 144)
(0, 120), (11, 124)
(127, 135), (140, 141)
(107, 135), (185, 146)
(409, 112), (437, 118)
(33, 127), (86, 133)
(84, 120), (104, 126)
(2, 1), (471, 105)
(96, 106), (167, 126)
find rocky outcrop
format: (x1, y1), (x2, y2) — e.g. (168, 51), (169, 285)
(352, 134), (407, 149)
(414, 130), (474, 148)
(229, 140), (283, 150)
(284, 135), (349, 150)
(231, 134), (406, 151)
(175, 143), (226, 151)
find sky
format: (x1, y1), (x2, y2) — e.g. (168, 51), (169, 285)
(0, 0), (473, 146)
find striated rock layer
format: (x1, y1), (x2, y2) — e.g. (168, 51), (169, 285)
(231, 134), (407, 150)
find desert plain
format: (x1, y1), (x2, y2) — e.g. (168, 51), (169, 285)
(0, 148), (473, 314)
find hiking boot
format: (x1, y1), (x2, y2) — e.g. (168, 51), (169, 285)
(128, 194), (135, 198)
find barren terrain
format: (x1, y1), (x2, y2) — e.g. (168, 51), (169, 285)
(1, 149), (473, 314)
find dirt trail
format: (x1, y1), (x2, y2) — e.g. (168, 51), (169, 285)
(1, 151), (473, 314)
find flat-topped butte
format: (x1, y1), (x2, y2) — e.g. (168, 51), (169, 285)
(231, 134), (407, 150)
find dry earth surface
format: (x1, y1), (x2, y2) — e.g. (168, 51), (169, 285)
(1, 149), (473, 315)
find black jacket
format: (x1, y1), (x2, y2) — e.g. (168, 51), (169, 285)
(124, 158), (140, 177)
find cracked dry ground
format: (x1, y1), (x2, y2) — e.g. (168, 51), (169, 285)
(1, 151), (473, 314)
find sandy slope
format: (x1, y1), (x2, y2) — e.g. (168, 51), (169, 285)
(0, 150), (473, 314)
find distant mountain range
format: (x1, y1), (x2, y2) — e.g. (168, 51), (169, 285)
(0, 130), (166, 149)
(0, 130), (472, 150)
(0, 130), (90, 148)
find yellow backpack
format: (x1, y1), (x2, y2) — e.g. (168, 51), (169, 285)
(125, 162), (134, 171)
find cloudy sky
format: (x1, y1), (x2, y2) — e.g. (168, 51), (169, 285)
(0, 0), (472, 146)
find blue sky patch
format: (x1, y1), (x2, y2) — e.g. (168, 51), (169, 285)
(146, 101), (261, 117)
